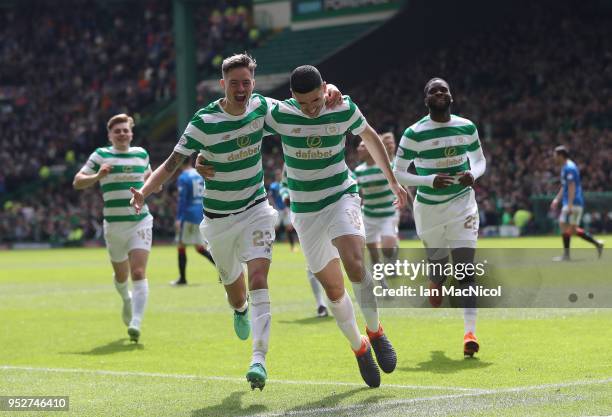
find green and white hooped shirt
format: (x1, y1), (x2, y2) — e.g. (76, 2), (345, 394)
(354, 162), (396, 218)
(265, 95), (367, 214)
(395, 114), (482, 205)
(81, 146), (152, 223)
(173, 93), (273, 215)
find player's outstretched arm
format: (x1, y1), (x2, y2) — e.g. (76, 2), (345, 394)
(130, 151), (187, 213)
(359, 124), (407, 209)
(73, 163), (112, 190)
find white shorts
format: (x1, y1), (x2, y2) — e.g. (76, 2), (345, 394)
(177, 221), (206, 246)
(103, 215), (153, 263)
(200, 201), (277, 285)
(414, 189), (479, 260)
(291, 193), (365, 274)
(559, 205), (583, 226)
(364, 212), (399, 244)
(275, 208), (292, 228)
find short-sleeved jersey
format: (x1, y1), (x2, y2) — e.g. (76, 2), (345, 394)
(268, 181), (286, 210)
(177, 168), (205, 224)
(173, 93), (273, 215)
(354, 162), (395, 218)
(561, 160), (584, 206)
(81, 146), (152, 222)
(395, 114), (481, 205)
(265, 95), (367, 214)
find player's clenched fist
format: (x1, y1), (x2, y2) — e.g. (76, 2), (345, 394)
(433, 173), (454, 189)
(97, 163), (112, 180)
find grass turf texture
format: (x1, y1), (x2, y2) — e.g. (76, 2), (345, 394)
(1, 235), (611, 416)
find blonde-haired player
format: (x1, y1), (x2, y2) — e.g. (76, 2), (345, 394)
(73, 114), (153, 343)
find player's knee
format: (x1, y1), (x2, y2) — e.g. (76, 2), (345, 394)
(343, 253), (365, 281)
(131, 267), (146, 280)
(248, 270), (268, 290)
(381, 246), (395, 259)
(228, 294), (247, 309)
(324, 285), (344, 302)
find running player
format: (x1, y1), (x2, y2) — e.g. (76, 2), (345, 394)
(393, 78), (486, 358)
(264, 65), (408, 387)
(73, 113), (151, 343)
(131, 54), (341, 390)
(551, 145), (604, 260)
(171, 157), (215, 286)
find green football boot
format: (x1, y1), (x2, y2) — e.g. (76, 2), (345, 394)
(246, 363), (267, 391)
(233, 308), (250, 341)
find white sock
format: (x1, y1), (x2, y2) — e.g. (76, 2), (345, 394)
(327, 291), (362, 350)
(464, 307), (477, 334)
(114, 278), (131, 301)
(130, 279), (148, 329)
(234, 299), (248, 313)
(351, 270), (380, 332)
(306, 269), (326, 308)
(249, 289), (271, 367)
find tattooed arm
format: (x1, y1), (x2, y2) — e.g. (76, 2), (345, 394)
(130, 151), (188, 213)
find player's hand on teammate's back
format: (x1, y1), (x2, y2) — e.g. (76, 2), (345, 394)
(457, 171), (475, 187)
(97, 163), (112, 180)
(433, 173), (454, 189)
(325, 84), (343, 108)
(390, 182), (408, 209)
(196, 154), (215, 178)
(129, 187), (145, 214)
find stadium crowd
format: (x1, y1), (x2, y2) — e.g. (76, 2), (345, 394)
(0, 0), (253, 193)
(347, 2), (611, 231)
(1, 1), (610, 243)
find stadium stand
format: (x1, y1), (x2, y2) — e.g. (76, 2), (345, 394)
(0, 0), (610, 245)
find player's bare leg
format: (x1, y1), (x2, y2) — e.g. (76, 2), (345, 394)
(381, 235), (399, 266)
(366, 242), (389, 291)
(315, 258), (380, 387)
(334, 235), (397, 374)
(426, 255), (448, 308)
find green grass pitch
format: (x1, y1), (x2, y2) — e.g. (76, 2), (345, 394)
(1, 235), (611, 416)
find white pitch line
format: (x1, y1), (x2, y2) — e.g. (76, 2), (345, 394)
(0, 365), (482, 392)
(247, 376), (612, 417)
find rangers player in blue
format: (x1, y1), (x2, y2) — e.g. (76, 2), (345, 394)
(551, 145), (603, 261)
(171, 158), (215, 285)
